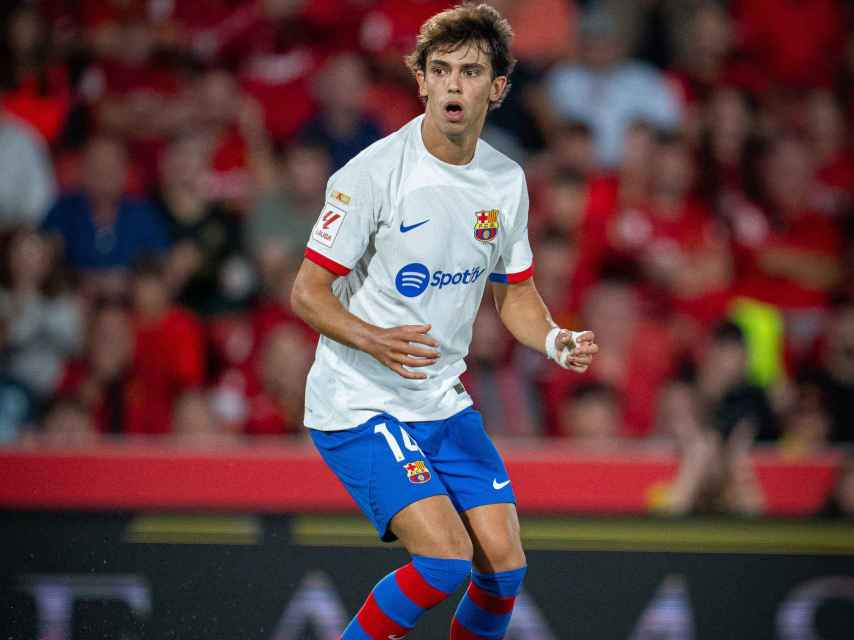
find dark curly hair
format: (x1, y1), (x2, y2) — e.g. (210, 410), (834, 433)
(405, 3), (516, 111)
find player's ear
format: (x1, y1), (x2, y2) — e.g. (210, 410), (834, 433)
(415, 69), (428, 99)
(490, 75), (507, 104)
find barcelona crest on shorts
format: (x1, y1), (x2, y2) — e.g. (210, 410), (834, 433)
(404, 460), (431, 484)
(474, 209), (499, 242)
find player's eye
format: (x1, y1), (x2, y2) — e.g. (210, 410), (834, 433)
(464, 68), (480, 77)
(431, 66), (445, 76)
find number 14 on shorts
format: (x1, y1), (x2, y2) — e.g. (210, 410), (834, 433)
(374, 423), (424, 461)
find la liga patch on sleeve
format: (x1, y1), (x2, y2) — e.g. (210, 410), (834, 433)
(312, 203), (347, 248)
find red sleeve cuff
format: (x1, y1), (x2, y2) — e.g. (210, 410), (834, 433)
(304, 248), (351, 276)
(489, 262), (534, 284)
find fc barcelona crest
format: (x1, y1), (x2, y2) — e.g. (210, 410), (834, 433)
(404, 460), (431, 484)
(474, 209), (499, 242)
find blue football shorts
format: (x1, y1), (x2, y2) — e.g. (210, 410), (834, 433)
(309, 407), (516, 542)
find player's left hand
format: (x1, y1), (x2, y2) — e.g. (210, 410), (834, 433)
(555, 330), (598, 373)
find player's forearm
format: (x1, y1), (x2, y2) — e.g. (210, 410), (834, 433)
(291, 278), (378, 353)
(492, 279), (556, 356)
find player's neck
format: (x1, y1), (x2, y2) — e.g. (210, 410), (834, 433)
(420, 114), (480, 165)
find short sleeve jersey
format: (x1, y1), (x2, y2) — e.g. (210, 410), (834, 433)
(303, 115), (533, 430)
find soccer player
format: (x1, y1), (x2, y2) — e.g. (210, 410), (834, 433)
(291, 4), (598, 638)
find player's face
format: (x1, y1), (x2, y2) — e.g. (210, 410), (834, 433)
(416, 43), (507, 139)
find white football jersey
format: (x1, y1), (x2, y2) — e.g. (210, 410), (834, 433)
(303, 115), (534, 430)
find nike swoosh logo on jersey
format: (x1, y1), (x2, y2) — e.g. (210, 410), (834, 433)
(400, 219), (430, 233)
(493, 479), (511, 490)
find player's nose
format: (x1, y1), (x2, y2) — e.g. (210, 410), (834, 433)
(448, 69), (462, 92)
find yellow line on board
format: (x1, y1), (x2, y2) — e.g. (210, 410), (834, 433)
(292, 516), (854, 555)
(126, 514), (261, 545)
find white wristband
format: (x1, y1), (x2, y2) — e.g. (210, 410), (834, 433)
(546, 328), (583, 370)
(545, 326), (563, 362)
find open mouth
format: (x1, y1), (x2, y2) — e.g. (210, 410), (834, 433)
(444, 101), (464, 122)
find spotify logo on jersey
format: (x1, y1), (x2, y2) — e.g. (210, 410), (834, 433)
(395, 263), (431, 297)
(394, 263), (485, 297)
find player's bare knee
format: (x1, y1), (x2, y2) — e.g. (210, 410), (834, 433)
(432, 526), (474, 561)
(474, 530), (526, 572)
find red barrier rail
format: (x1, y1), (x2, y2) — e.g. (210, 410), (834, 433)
(0, 441), (842, 516)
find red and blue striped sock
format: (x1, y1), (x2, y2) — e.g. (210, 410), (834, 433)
(450, 567), (527, 639)
(342, 555), (471, 639)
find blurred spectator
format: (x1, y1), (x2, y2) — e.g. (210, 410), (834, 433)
(251, 259), (310, 349)
(126, 258), (205, 435)
(79, 0), (174, 60)
(697, 87), (755, 211)
(0, 106), (57, 229)
(730, 0), (845, 93)
(184, 0), (372, 142)
(818, 458), (854, 519)
(799, 300), (854, 444)
(41, 396), (97, 446)
(0, 227), (82, 399)
(0, 5), (71, 144)
(462, 304), (539, 437)
(778, 382), (832, 459)
(805, 89), (854, 215)
(531, 227), (578, 326)
(668, 2), (734, 108)
(189, 0), (344, 141)
(533, 170), (588, 236)
(556, 381), (621, 448)
(838, 31), (854, 122)
(581, 120), (658, 231)
(652, 370), (766, 517)
(154, 132), (246, 315)
(171, 389), (236, 445)
(608, 133), (732, 329)
(490, 0), (577, 68)
(652, 378), (717, 514)
(0, 319), (36, 443)
(696, 321), (777, 442)
(248, 141), (331, 284)
(549, 121), (597, 179)
(359, 0), (451, 61)
(479, 0), (580, 155)
(212, 323), (310, 436)
(246, 324), (311, 435)
(730, 135), (842, 319)
(41, 135), (170, 299)
(59, 301), (133, 435)
(87, 17), (187, 185)
(542, 272), (674, 437)
(545, 7), (681, 167)
(597, 0), (709, 71)
(299, 54), (383, 172)
(568, 121), (657, 309)
(193, 68), (269, 210)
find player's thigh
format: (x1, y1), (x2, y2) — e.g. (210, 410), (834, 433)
(310, 415), (448, 542)
(390, 495), (473, 560)
(460, 502), (526, 573)
(424, 408), (516, 514)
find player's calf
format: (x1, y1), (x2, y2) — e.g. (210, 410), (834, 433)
(342, 555), (472, 639)
(450, 566), (527, 640)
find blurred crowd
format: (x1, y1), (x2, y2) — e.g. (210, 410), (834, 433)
(0, 0), (853, 515)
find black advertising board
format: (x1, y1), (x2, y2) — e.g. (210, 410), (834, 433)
(2, 512), (854, 639)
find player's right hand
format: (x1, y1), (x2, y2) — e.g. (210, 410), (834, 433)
(363, 324), (440, 380)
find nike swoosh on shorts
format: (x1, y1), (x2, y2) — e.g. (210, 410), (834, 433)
(493, 479), (511, 490)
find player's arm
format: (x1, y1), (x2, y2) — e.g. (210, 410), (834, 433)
(491, 278), (597, 372)
(291, 260), (440, 380)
